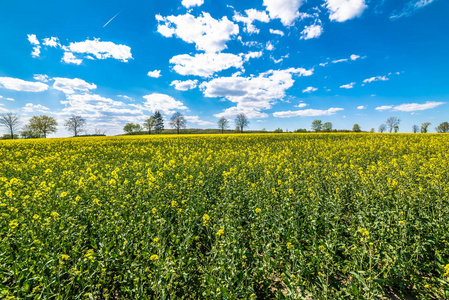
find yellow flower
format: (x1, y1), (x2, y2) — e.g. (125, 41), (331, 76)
(61, 254), (70, 260)
(150, 254), (159, 261)
(216, 229), (224, 236)
(60, 192), (68, 198)
(255, 208), (261, 213)
(202, 214), (210, 226)
(286, 242), (293, 249)
(50, 211), (59, 218)
(152, 208), (157, 214)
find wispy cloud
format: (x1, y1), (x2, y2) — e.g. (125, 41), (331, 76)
(103, 11), (121, 28)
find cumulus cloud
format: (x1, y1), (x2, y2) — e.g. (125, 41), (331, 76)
(184, 115), (213, 126)
(52, 77), (97, 94)
(273, 107), (344, 118)
(201, 68), (313, 118)
(233, 9), (270, 34)
(391, 0), (436, 19)
(43, 37), (60, 47)
(300, 24), (323, 40)
(23, 103), (50, 113)
(263, 0), (305, 26)
(363, 75), (389, 83)
(170, 80), (198, 91)
(147, 70), (162, 78)
(375, 105), (394, 111)
(65, 38), (133, 62)
(62, 52), (83, 65)
(325, 0), (367, 22)
(181, 0), (204, 8)
(350, 54), (360, 60)
(295, 103), (307, 108)
(0, 77), (49, 92)
(302, 86), (318, 93)
(392, 101), (445, 112)
(27, 34), (39, 45)
(141, 93), (188, 115)
(269, 29), (285, 36)
(170, 52), (258, 77)
(33, 74), (50, 82)
(340, 82), (355, 89)
(156, 12), (239, 53)
(357, 105), (366, 109)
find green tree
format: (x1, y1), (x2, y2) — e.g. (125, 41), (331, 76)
(352, 124), (361, 132)
(28, 115), (58, 138)
(153, 111), (164, 133)
(311, 120), (322, 132)
(217, 117), (229, 134)
(370, 128), (375, 133)
(235, 113), (249, 133)
(394, 125), (399, 133)
(64, 115), (86, 137)
(322, 122), (333, 131)
(123, 123), (142, 134)
(435, 122), (449, 133)
(420, 122), (431, 133)
(143, 116), (156, 135)
(170, 112), (187, 134)
(273, 127), (283, 133)
(0, 112), (20, 139)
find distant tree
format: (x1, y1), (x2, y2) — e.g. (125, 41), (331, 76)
(20, 124), (40, 139)
(235, 125), (240, 133)
(94, 127), (106, 136)
(386, 117), (400, 133)
(235, 113), (249, 133)
(311, 120), (322, 132)
(28, 115), (58, 138)
(1, 133), (19, 139)
(0, 112), (20, 139)
(170, 112), (187, 134)
(153, 111), (164, 133)
(123, 123), (142, 134)
(322, 122), (333, 131)
(217, 117), (229, 134)
(294, 128), (308, 133)
(143, 116), (156, 135)
(378, 124), (387, 133)
(435, 122), (449, 133)
(64, 115), (86, 137)
(412, 125), (419, 133)
(370, 128), (375, 133)
(420, 122), (431, 133)
(352, 124), (361, 132)
(273, 127), (284, 133)
(394, 125), (399, 133)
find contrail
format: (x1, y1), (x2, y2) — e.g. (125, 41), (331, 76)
(103, 11), (121, 28)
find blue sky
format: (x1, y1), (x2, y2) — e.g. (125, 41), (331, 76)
(0, 0), (447, 136)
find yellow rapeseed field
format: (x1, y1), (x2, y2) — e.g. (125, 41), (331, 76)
(1, 133), (449, 298)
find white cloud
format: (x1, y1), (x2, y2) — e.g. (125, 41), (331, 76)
(147, 70), (162, 78)
(332, 58), (348, 63)
(340, 82), (355, 89)
(0, 96), (15, 101)
(31, 46), (41, 58)
(202, 68), (313, 118)
(214, 105), (269, 119)
(300, 24), (323, 40)
(350, 54), (360, 60)
(319, 62), (329, 67)
(156, 12), (239, 53)
(181, 0), (204, 8)
(269, 29), (285, 36)
(184, 115), (214, 126)
(27, 34), (39, 45)
(357, 105), (366, 109)
(33, 74), (50, 82)
(265, 41), (274, 51)
(62, 52), (83, 65)
(302, 86), (318, 93)
(273, 107), (344, 118)
(170, 52), (248, 77)
(363, 75), (389, 83)
(0, 77), (49, 92)
(391, 0), (435, 19)
(66, 38), (132, 62)
(23, 103), (50, 113)
(170, 79), (198, 91)
(52, 77), (97, 94)
(295, 102), (307, 108)
(263, 0), (305, 26)
(43, 37), (60, 47)
(375, 105), (394, 111)
(325, 0), (367, 22)
(233, 9), (270, 34)
(393, 101), (445, 112)
(117, 95), (134, 102)
(0, 104), (8, 113)
(141, 93), (188, 115)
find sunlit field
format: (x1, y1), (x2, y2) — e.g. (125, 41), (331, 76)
(1, 133), (449, 299)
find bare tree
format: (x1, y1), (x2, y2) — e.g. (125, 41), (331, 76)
(378, 124), (386, 133)
(420, 122), (431, 133)
(435, 122), (449, 133)
(64, 115), (86, 137)
(170, 112), (187, 134)
(217, 117), (229, 134)
(94, 127), (106, 135)
(143, 116), (156, 135)
(235, 113), (249, 133)
(412, 125), (419, 133)
(386, 117), (400, 133)
(28, 115), (58, 138)
(0, 113), (20, 139)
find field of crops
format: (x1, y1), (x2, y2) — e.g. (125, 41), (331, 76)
(1, 133), (449, 299)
